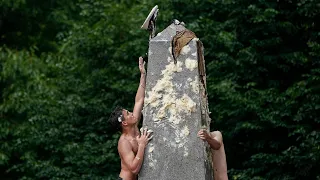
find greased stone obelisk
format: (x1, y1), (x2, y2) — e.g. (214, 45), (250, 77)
(139, 21), (213, 180)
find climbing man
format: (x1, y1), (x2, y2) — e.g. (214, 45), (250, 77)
(198, 129), (228, 180)
(109, 57), (153, 180)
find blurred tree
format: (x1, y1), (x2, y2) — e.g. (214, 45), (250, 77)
(169, 0), (320, 179)
(0, 0), (319, 179)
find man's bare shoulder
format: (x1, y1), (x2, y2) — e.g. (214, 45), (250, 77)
(118, 135), (132, 153)
(211, 131), (222, 136)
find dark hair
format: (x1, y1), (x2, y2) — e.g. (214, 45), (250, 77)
(109, 106), (124, 132)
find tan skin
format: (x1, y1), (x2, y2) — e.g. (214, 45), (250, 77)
(198, 130), (228, 180)
(117, 57), (152, 180)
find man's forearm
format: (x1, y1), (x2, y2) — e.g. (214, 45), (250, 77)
(133, 73), (146, 121)
(131, 145), (146, 174)
(135, 73), (146, 103)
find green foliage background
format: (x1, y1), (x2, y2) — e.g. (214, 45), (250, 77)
(0, 0), (319, 179)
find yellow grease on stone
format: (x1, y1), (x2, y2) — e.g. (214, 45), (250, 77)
(149, 146), (154, 153)
(181, 125), (190, 136)
(176, 94), (196, 115)
(185, 58), (198, 71)
(147, 143), (156, 168)
(145, 60), (193, 124)
(144, 57), (198, 159)
(190, 76), (199, 94)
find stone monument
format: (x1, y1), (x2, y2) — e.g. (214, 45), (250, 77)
(139, 19), (213, 180)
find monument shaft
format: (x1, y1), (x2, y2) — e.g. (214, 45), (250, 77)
(139, 23), (213, 180)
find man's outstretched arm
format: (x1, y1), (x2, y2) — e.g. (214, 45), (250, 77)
(133, 57), (146, 121)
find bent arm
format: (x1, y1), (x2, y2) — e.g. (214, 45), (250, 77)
(208, 131), (223, 150)
(118, 140), (146, 174)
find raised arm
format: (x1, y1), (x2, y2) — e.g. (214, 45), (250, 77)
(133, 57), (146, 121)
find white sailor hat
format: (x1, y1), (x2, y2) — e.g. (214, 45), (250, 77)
(141, 5), (158, 30)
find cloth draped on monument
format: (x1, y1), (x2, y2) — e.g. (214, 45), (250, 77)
(171, 29), (197, 62)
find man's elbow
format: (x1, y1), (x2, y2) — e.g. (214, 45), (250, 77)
(131, 168), (140, 175)
(129, 165), (140, 175)
(210, 131), (223, 150)
(210, 141), (222, 150)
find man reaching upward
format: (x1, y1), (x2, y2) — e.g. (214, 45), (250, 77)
(109, 57), (152, 180)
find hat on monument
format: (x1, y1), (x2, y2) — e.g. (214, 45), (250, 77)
(141, 5), (158, 30)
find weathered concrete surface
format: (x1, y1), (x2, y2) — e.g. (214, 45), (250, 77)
(139, 23), (213, 180)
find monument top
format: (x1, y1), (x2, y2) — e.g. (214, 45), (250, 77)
(151, 20), (187, 41)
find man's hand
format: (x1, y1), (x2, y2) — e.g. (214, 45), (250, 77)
(136, 127), (153, 148)
(198, 129), (222, 150)
(139, 57), (146, 74)
(198, 129), (212, 141)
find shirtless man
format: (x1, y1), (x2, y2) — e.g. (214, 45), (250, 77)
(198, 130), (228, 180)
(109, 57), (152, 180)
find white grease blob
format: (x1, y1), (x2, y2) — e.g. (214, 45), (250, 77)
(181, 126), (190, 137)
(185, 58), (198, 71)
(168, 46), (172, 54)
(180, 45), (191, 55)
(162, 61), (183, 74)
(144, 55), (198, 160)
(184, 147), (189, 157)
(190, 76), (199, 93)
(149, 146), (154, 153)
(176, 94), (197, 115)
(149, 162), (155, 167)
(147, 143), (157, 168)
